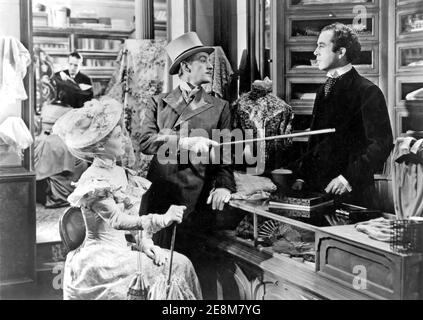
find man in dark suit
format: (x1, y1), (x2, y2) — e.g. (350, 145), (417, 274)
(292, 23), (393, 208)
(53, 51), (93, 108)
(139, 32), (236, 248)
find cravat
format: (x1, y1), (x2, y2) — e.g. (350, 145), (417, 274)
(324, 76), (338, 97)
(181, 86), (201, 103)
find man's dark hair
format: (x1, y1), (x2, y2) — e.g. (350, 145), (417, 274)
(321, 23), (361, 63)
(69, 51), (83, 60)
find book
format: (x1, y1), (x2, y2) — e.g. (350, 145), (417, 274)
(270, 190), (333, 207)
(268, 200), (333, 213)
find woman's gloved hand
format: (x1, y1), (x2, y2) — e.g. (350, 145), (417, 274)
(179, 136), (219, 154)
(162, 205), (186, 227)
(140, 238), (167, 266)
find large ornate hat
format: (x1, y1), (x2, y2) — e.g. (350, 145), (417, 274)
(52, 97), (123, 150)
(166, 32), (214, 75)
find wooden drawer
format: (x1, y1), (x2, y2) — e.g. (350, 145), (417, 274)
(395, 75), (423, 107)
(316, 226), (423, 300)
(263, 273), (322, 300)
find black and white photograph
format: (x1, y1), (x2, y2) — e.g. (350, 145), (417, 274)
(0, 0), (423, 305)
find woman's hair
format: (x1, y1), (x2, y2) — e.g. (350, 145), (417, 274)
(321, 23), (362, 63)
(68, 125), (119, 162)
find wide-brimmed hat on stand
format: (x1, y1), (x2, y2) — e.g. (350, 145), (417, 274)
(166, 32), (214, 75)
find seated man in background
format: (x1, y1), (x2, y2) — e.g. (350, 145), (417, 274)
(34, 51), (93, 208)
(53, 51), (93, 108)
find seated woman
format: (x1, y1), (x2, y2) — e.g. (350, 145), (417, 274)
(53, 98), (202, 300)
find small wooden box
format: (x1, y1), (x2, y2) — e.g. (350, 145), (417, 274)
(316, 225), (423, 300)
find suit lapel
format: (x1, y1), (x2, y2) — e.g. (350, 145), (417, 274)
(174, 89), (214, 128)
(162, 88), (189, 129)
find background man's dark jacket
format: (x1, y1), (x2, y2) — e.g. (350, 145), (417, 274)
(53, 70), (93, 108)
(296, 68), (393, 199)
(139, 87), (236, 246)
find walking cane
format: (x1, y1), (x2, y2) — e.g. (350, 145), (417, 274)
(166, 224), (177, 300)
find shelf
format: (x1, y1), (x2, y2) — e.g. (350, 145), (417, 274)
(286, 10), (379, 42)
(397, 0), (423, 8)
(33, 26), (134, 38)
(287, 0), (378, 11)
(286, 43), (379, 75)
(78, 51), (120, 57)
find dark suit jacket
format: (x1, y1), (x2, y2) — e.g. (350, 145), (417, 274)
(296, 67), (393, 194)
(139, 87), (236, 218)
(53, 70), (93, 108)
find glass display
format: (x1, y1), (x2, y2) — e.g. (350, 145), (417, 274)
(290, 49), (373, 69)
(401, 114), (423, 133)
(290, 0), (373, 6)
(399, 46), (423, 68)
(401, 82), (423, 101)
(400, 10), (423, 34)
(232, 199), (373, 264)
(291, 17), (373, 38)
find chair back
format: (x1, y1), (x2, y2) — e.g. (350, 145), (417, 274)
(59, 207), (86, 252)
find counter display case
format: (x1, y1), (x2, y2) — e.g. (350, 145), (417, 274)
(211, 199), (423, 300)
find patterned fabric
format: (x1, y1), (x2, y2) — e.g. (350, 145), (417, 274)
(63, 157), (202, 300)
(202, 46), (234, 100)
(180, 81), (202, 104)
(231, 172), (277, 201)
(392, 137), (423, 219)
(232, 78), (293, 173)
(355, 218), (394, 242)
(106, 40), (167, 177)
(324, 77), (338, 97)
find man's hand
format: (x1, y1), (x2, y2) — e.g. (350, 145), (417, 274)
(207, 188), (231, 211)
(163, 205), (186, 227)
(59, 71), (77, 84)
(325, 176), (351, 196)
(179, 136), (219, 154)
(291, 180), (305, 191)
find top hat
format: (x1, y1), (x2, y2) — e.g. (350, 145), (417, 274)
(166, 32), (214, 75)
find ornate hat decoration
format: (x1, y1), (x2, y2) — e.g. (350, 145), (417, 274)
(52, 97), (123, 150)
(166, 32), (214, 75)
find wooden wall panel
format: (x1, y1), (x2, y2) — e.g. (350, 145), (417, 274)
(0, 175), (36, 286)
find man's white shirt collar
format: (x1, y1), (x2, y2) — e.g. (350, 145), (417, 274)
(327, 63), (352, 78)
(179, 81), (194, 93)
